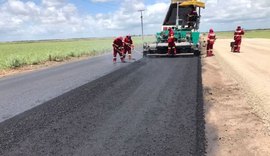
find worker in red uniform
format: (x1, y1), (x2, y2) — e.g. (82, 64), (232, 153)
(167, 34), (176, 55)
(112, 36), (125, 63)
(206, 28), (216, 57)
(233, 26), (245, 52)
(168, 27), (174, 37)
(123, 35), (134, 60)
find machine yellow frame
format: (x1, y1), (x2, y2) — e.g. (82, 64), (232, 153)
(179, 0), (205, 8)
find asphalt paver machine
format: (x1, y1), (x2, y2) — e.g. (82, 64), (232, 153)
(143, 0), (205, 56)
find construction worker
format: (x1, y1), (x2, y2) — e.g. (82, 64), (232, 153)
(123, 35), (134, 60)
(167, 34), (177, 55)
(112, 36), (125, 63)
(233, 26), (245, 52)
(168, 27), (174, 37)
(187, 6), (198, 28)
(206, 28), (216, 57)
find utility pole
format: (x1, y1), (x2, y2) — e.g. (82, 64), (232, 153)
(138, 9), (145, 42)
(176, 1), (179, 28)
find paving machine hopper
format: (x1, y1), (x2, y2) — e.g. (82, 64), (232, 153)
(143, 0), (205, 56)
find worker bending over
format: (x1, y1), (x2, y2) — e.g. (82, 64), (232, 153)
(123, 35), (134, 60)
(112, 37), (125, 63)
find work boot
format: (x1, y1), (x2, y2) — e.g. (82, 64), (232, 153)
(121, 59), (126, 63)
(237, 47), (240, 53)
(167, 49), (171, 55)
(206, 51), (213, 57)
(233, 46), (240, 53)
(206, 50), (209, 57)
(210, 51), (214, 56)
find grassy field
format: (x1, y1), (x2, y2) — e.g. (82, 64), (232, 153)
(1, 29), (269, 70)
(0, 36), (154, 70)
(215, 29), (270, 39)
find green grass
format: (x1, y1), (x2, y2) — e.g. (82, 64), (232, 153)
(215, 29), (270, 39)
(2, 29), (268, 70)
(0, 36), (154, 70)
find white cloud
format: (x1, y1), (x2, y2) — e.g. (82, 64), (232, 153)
(3, 0), (37, 15)
(86, 0), (168, 35)
(40, 3), (78, 25)
(0, 0), (84, 39)
(200, 0), (270, 31)
(42, 0), (66, 7)
(0, 0), (269, 41)
(0, 0), (169, 41)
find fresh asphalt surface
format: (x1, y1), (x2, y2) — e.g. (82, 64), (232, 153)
(0, 56), (205, 155)
(0, 52), (141, 122)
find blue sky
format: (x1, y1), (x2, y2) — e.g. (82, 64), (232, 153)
(68, 0), (119, 14)
(0, 0), (269, 41)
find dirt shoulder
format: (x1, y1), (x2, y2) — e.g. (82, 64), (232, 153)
(202, 39), (270, 155)
(214, 39), (270, 129)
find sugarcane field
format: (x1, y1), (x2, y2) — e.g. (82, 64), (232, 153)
(1, 0), (270, 155)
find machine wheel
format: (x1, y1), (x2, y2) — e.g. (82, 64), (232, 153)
(194, 50), (201, 56)
(143, 50), (147, 57)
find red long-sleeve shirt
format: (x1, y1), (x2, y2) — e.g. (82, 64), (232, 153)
(207, 32), (216, 44)
(113, 37), (123, 49)
(234, 29), (245, 41)
(124, 37), (133, 50)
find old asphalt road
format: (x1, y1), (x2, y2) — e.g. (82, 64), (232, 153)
(0, 56), (205, 156)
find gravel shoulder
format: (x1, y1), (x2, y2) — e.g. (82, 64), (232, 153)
(203, 39), (270, 155)
(215, 39), (270, 130)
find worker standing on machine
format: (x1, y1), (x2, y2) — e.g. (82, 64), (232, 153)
(206, 28), (216, 57)
(123, 35), (134, 60)
(112, 36), (125, 63)
(187, 6), (198, 28)
(167, 34), (177, 55)
(233, 26), (245, 52)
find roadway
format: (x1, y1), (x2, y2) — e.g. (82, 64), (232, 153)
(0, 55), (205, 155)
(0, 53), (141, 123)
